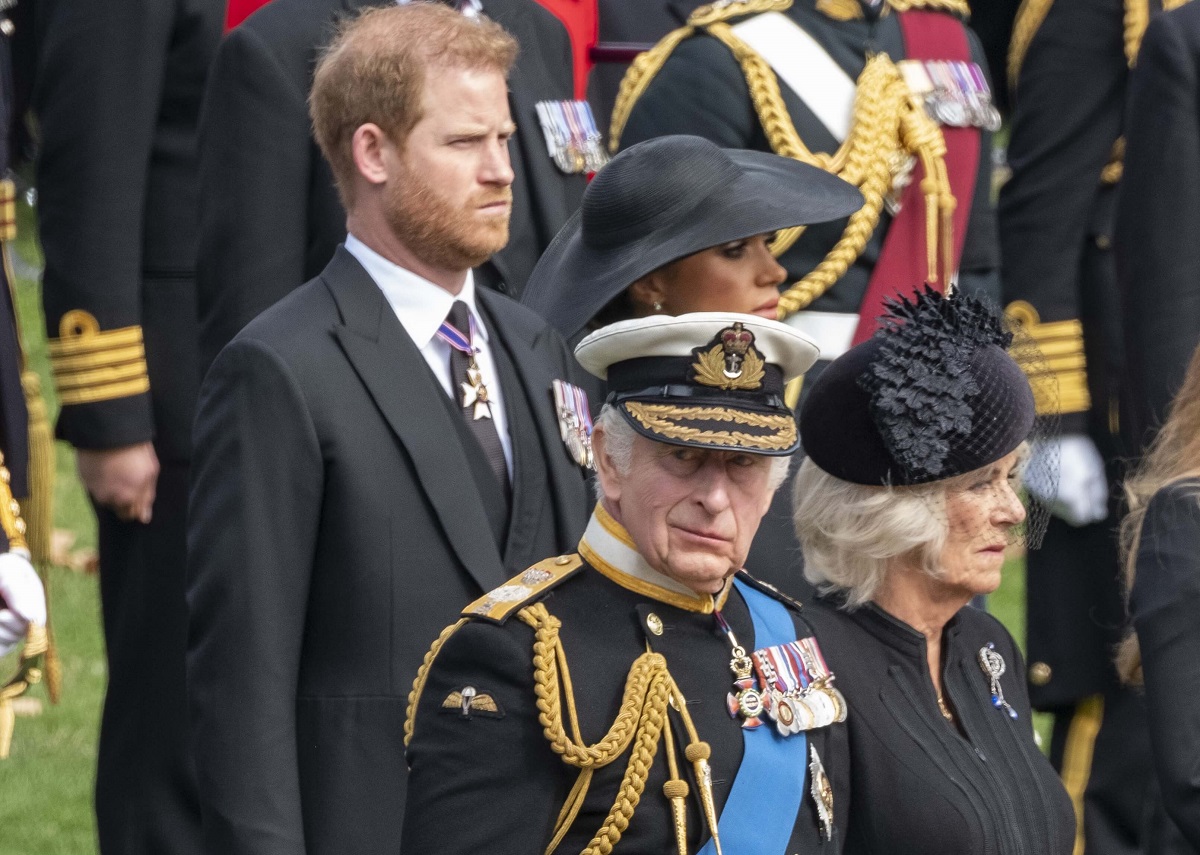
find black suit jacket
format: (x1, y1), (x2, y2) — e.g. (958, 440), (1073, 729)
(1129, 479), (1200, 849)
(187, 247), (590, 855)
(1117, 1), (1200, 451)
(196, 0), (585, 373)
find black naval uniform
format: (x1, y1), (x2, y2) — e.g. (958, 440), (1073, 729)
(1129, 480), (1200, 851)
(31, 1), (222, 852)
(0, 6), (25, 512)
(613, 0), (1000, 592)
(196, 0), (585, 372)
(1117, 0), (1200, 453)
(804, 596), (1076, 855)
(999, 2), (1193, 852)
(403, 505), (848, 853)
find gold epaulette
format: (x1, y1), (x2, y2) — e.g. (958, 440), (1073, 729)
(818, 0), (969, 21)
(1005, 300), (1091, 416)
(47, 310), (150, 406)
(461, 554), (583, 624)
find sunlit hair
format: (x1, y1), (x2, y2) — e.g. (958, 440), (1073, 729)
(593, 404), (790, 493)
(309, 2), (517, 208)
(793, 458), (947, 607)
(1118, 345), (1200, 685)
(793, 446), (1030, 608)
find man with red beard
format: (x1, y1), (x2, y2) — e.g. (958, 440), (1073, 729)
(185, 6), (591, 854)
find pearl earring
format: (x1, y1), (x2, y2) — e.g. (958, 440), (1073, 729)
(653, 301), (664, 313)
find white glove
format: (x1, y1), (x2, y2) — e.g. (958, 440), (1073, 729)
(0, 551), (46, 657)
(1023, 434), (1109, 527)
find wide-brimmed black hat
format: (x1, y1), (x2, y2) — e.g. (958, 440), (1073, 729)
(521, 135), (864, 340)
(576, 312), (820, 455)
(800, 288), (1037, 485)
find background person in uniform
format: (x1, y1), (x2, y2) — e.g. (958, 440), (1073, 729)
(186, 7), (590, 853)
(1117, 0), (1200, 457)
(403, 312), (848, 853)
(998, 3), (1194, 852)
(521, 134), (862, 344)
(196, 0), (585, 374)
(795, 288), (1076, 855)
(607, 0), (1001, 592)
(30, 1), (222, 851)
(1121, 342), (1200, 851)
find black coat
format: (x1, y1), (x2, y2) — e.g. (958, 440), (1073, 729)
(1129, 479), (1200, 849)
(186, 246), (591, 855)
(196, 0), (585, 373)
(403, 558), (848, 853)
(998, 0), (1135, 710)
(1116, 1), (1200, 452)
(31, 2), (223, 853)
(805, 597), (1076, 855)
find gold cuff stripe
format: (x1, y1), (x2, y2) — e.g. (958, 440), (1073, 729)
(50, 344), (147, 373)
(55, 377), (151, 406)
(0, 179), (15, 242)
(48, 311), (150, 405)
(1005, 301), (1091, 416)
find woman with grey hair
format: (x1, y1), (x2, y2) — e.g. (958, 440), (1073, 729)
(794, 288), (1075, 854)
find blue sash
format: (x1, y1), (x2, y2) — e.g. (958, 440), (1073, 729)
(698, 578), (808, 854)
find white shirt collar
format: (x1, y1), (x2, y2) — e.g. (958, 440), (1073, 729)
(344, 233), (488, 347)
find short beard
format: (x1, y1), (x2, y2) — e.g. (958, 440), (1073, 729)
(384, 165), (511, 272)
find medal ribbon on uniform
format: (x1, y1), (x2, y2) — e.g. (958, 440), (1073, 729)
(551, 380), (594, 469)
(716, 611), (847, 736)
(436, 314), (493, 420)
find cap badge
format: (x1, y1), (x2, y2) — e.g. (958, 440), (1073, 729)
(691, 323), (765, 391)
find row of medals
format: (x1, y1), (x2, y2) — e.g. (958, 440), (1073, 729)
(726, 643), (848, 737)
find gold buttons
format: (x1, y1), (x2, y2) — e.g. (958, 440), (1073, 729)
(554, 555), (571, 565)
(646, 613), (664, 636)
(1029, 662), (1052, 686)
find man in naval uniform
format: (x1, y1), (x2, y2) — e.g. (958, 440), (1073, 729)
(1118, 1), (1200, 456)
(196, 0), (587, 374)
(187, 6), (590, 853)
(1001, 2), (1194, 852)
(608, 0), (1001, 589)
(31, 0), (223, 850)
(403, 313), (847, 853)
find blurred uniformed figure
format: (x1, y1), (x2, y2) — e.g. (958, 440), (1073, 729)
(1118, 1), (1200, 459)
(30, 0), (222, 850)
(403, 313), (848, 853)
(1000, 1), (1194, 853)
(0, 0), (48, 761)
(196, 0), (587, 374)
(609, 0), (1001, 591)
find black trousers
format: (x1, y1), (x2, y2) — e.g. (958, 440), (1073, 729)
(94, 461), (203, 855)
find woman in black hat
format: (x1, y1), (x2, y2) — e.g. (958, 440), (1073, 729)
(521, 134), (862, 342)
(792, 287), (1075, 854)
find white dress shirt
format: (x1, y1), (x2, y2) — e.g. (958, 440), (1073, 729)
(345, 234), (513, 476)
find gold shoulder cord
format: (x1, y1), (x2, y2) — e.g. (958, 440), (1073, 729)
(609, 0), (958, 320)
(404, 602), (724, 855)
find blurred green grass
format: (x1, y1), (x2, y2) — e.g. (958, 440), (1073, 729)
(0, 193), (1038, 854)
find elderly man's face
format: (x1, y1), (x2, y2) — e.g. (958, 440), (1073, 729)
(597, 430), (778, 594)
